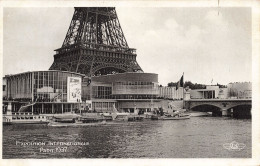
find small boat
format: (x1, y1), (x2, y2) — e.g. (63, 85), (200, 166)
(188, 111), (210, 117)
(113, 114), (129, 121)
(127, 115), (144, 121)
(76, 116), (104, 123)
(151, 114), (161, 120)
(3, 102), (49, 124)
(162, 116), (190, 120)
(48, 121), (106, 127)
(51, 112), (83, 123)
(3, 112), (49, 124)
(109, 104), (144, 122)
(100, 113), (113, 121)
(143, 112), (155, 119)
(162, 113), (190, 120)
(113, 114), (144, 122)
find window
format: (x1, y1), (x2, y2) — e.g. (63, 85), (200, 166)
(3, 85), (6, 91)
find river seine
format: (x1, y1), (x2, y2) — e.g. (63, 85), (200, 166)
(3, 117), (251, 158)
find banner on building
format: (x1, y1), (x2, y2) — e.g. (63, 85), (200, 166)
(67, 77), (82, 102)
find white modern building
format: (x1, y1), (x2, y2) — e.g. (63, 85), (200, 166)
(189, 82), (252, 99)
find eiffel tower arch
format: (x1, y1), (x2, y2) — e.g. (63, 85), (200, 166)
(49, 7), (143, 76)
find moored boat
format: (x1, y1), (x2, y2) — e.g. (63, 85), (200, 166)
(127, 115), (144, 121)
(48, 120), (106, 127)
(162, 113), (190, 120)
(3, 102), (49, 124)
(151, 114), (162, 120)
(3, 112), (49, 124)
(51, 112), (81, 123)
(188, 111), (210, 117)
(162, 115), (190, 120)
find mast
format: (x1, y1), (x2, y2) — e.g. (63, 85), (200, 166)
(183, 72), (185, 109)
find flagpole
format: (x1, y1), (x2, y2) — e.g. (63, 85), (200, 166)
(183, 72), (184, 109)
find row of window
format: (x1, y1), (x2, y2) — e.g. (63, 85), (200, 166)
(92, 86), (112, 99)
(91, 85), (160, 99)
(57, 48), (135, 60)
(7, 73), (33, 98)
(6, 71), (82, 101)
(92, 102), (115, 110)
(12, 116), (45, 120)
(113, 85), (157, 90)
(114, 82), (156, 86)
(113, 95), (158, 99)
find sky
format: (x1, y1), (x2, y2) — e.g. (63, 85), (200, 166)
(3, 7), (251, 86)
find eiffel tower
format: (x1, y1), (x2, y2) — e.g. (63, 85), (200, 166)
(49, 7), (143, 76)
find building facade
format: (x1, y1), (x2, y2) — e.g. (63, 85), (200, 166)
(190, 86), (220, 99)
(158, 86), (184, 100)
(3, 77), (7, 99)
(3, 71), (163, 114)
(188, 82), (252, 99)
(3, 71), (84, 114)
(227, 82), (252, 99)
(83, 72), (162, 113)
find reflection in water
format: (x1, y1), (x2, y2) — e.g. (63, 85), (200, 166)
(3, 117), (251, 158)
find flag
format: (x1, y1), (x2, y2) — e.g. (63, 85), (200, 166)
(211, 79), (213, 84)
(87, 78), (91, 86)
(176, 75), (184, 90)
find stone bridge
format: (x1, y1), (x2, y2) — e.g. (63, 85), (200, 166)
(184, 99), (252, 116)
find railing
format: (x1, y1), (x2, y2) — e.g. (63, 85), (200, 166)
(55, 42), (136, 55)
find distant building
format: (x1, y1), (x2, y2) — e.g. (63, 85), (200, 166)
(188, 82), (252, 99)
(218, 88), (229, 99)
(227, 82), (252, 99)
(3, 77), (7, 99)
(158, 86), (184, 100)
(190, 86), (220, 99)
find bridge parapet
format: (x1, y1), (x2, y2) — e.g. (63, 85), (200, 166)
(186, 99), (251, 102)
(185, 99), (252, 111)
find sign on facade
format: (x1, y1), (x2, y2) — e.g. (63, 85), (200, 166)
(67, 77), (82, 102)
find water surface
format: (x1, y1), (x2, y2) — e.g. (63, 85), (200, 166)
(3, 117), (251, 158)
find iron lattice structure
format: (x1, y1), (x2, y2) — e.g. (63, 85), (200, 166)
(49, 7), (143, 76)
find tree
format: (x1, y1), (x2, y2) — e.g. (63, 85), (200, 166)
(217, 83), (227, 88)
(167, 82), (177, 87)
(183, 81), (206, 89)
(166, 81), (226, 90)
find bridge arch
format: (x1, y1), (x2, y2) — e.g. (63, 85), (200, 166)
(228, 104), (251, 119)
(186, 99), (252, 118)
(225, 103), (252, 111)
(191, 104), (221, 112)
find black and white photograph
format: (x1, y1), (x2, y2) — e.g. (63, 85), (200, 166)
(1, 0), (259, 165)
